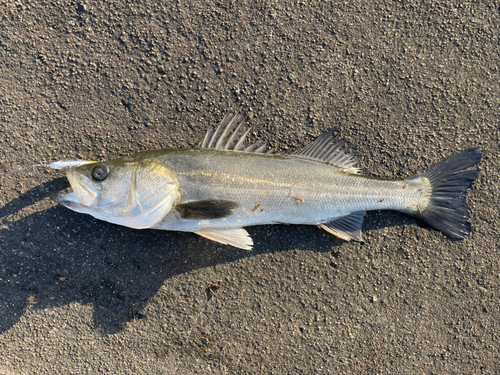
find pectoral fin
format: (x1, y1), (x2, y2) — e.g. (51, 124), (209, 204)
(176, 200), (239, 219)
(195, 228), (253, 250)
(318, 211), (366, 241)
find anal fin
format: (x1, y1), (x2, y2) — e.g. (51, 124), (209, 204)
(195, 228), (253, 250)
(318, 211), (366, 241)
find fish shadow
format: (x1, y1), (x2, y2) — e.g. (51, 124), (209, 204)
(0, 182), (412, 334)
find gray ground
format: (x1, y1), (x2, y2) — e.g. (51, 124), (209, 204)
(0, 1), (499, 374)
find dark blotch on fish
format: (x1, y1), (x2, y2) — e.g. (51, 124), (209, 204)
(176, 200), (240, 219)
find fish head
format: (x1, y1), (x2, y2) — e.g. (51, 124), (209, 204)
(53, 157), (180, 229)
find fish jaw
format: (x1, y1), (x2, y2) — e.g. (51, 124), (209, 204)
(52, 183), (181, 230)
(52, 190), (103, 216)
(52, 191), (80, 208)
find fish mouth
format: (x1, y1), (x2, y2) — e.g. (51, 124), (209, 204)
(52, 190), (102, 218)
(51, 190), (84, 209)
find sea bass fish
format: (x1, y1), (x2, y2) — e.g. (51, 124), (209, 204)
(52, 113), (481, 250)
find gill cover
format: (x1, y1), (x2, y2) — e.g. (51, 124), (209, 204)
(55, 158), (179, 229)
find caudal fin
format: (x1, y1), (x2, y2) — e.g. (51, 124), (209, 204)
(409, 147), (481, 239)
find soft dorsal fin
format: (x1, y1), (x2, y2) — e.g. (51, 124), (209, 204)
(318, 211), (366, 241)
(199, 112), (276, 154)
(292, 130), (360, 174)
(195, 227), (254, 250)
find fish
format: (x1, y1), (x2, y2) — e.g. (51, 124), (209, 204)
(51, 112), (482, 250)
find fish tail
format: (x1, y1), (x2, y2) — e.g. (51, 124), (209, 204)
(408, 147), (482, 239)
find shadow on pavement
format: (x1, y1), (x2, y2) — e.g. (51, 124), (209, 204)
(0, 180), (409, 334)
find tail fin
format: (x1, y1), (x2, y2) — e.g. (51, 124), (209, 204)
(409, 147), (482, 239)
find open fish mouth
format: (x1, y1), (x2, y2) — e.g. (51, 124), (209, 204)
(49, 160), (101, 206)
(51, 190), (82, 209)
(51, 189), (104, 219)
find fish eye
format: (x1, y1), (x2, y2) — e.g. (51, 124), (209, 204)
(91, 163), (110, 181)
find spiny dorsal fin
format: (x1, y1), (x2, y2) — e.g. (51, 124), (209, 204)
(292, 130), (360, 174)
(318, 211), (366, 241)
(195, 227), (254, 250)
(199, 112), (276, 154)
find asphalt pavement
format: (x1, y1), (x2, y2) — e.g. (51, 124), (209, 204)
(0, 1), (499, 374)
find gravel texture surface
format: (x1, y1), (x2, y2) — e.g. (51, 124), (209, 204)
(0, 1), (499, 374)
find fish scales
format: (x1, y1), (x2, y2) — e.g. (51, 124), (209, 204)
(152, 148), (425, 232)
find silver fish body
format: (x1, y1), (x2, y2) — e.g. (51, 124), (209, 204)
(150, 148), (426, 231)
(53, 113), (481, 249)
